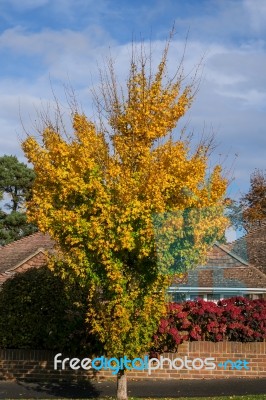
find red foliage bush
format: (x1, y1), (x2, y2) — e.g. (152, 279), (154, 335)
(152, 297), (266, 353)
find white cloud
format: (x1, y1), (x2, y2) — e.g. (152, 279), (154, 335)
(0, 5), (265, 195)
(0, 26), (102, 57)
(244, 0), (266, 33)
(0, 26), (115, 85)
(216, 88), (266, 108)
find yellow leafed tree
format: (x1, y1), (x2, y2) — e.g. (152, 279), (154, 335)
(22, 38), (228, 400)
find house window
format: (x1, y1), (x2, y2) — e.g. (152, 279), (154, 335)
(222, 294), (249, 300)
(190, 294), (204, 300)
(171, 293), (186, 303)
(207, 293), (220, 301)
(223, 294), (237, 299)
(250, 294), (263, 300)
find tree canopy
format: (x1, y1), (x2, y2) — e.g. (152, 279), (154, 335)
(0, 155), (36, 245)
(240, 169), (266, 230)
(22, 39), (228, 400)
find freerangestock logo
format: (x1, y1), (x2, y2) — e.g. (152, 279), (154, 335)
(54, 353), (249, 375)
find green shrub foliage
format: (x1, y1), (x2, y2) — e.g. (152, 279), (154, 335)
(1, 272), (265, 356)
(0, 266), (102, 354)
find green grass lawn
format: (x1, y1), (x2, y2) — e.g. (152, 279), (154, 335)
(47, 396), (266, 400)
(7, 395), (266, 400)
(133, 396), (266, 400)
(96, 396), (266, 400)
(108, 397), (266, 400)
(68, 396), (265, 400)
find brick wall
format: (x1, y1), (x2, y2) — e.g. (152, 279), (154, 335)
(1, 342), (265, 381)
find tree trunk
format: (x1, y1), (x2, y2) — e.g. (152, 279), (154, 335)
(117, 369), (127, 400)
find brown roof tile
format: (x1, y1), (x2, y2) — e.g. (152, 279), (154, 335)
(0, 232), (55, 274)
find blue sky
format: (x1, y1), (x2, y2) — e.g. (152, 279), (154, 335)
(0, 0), (265, 199)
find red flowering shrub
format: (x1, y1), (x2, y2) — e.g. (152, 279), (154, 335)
(152, 297), (266, 353)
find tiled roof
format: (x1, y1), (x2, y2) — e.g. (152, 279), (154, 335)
(206, 242), (249, 267)
(1, 232), (266, 291)
(172, 243), (266, 289)
(0, 232), (55, 274)
(229, 224), (266, 274)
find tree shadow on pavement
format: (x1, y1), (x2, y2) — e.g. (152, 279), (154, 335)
(14, 380), (103, 398)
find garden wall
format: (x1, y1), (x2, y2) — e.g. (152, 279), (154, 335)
(0, 341), (265, 381)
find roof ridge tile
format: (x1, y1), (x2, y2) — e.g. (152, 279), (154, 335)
(0, 232), (49, 251)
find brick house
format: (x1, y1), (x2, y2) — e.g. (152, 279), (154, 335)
(169, 242), (266, 302)
(1, 232), (266, 302)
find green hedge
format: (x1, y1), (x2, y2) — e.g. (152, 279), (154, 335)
(0, 266), (102, 355)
